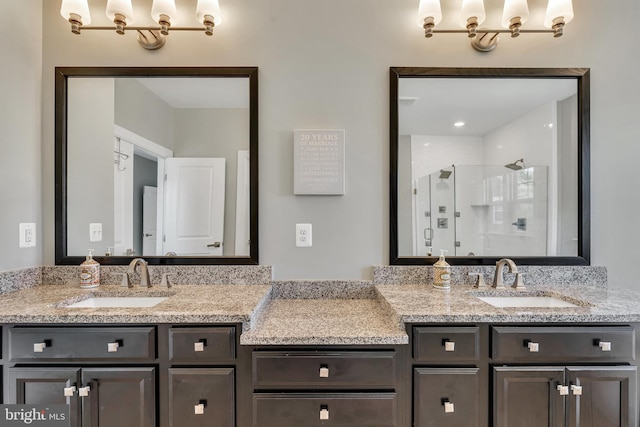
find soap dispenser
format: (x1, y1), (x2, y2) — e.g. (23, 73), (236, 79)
(79, 249), (100, 289)
(433, 249), (451, 290)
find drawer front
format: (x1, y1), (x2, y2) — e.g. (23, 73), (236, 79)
(252, 351), (396, 389)
(169, 368), (234, 427)
(9, 326), (156, 361)
(414, 368), (480, 427)
(169, 327), (235, 362)
(492, 326), (636, 362)
(253, 393), (397, 427)
(413, 326), (480, 362)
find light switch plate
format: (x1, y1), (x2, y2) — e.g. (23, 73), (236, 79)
(89, 223), (103, 242)
(19, 223), (36, 248)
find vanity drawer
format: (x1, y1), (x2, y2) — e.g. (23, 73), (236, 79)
(169, 326), (235, 362)
(491, 326), (636, 362)
(413, 326), (480, 362)
(9, 326), (156, 362)
(252, 351), (397, 388)
(253, 393), (397, 427)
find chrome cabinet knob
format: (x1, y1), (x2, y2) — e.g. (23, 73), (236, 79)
(444, 401), (455, 413)
(33, 342), (47, 353)
(194, 403), (205, 415)
(194, 342), (205, 352)
(63, 386), (76, 397)
(319, 366), (329, 378)
(78, 386), (90, 397)
(598, 341), (612, 351)
(444, 340), (456, 352)
(557, 385), (569, 396)
(107, 342), (120, 352)
(319, 408), (329, 420)
(571, 385), (583, 396)
(527, 341), (540, 352)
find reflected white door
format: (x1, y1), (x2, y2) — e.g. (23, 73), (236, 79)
(114, 138), (134, 256)
(235, 150), (250, 256)
(142, 186), (157, 256)
(164, 158), (226, 256)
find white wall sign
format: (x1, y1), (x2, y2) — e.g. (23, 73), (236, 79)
(294, 129), (345, 195)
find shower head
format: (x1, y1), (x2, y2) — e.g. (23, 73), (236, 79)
(439, 169), (452, 179)
(505, 158), (525, 171)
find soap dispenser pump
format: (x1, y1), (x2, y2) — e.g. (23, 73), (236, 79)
(79, 249), (100, 289)
(433, 249), (451, 290)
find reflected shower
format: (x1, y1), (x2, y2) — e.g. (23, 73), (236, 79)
(505, 158), (525, 170)
(439, 169), (452, 179)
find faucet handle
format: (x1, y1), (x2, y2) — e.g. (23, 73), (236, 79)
(468, 272), (487, 289)
(513, 273), (526, 291)
(159, 273), (172, 288)
(117, 272), (132, 288)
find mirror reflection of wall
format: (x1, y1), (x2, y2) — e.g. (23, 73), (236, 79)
(67, 77), (249, 257)
(398, 78), (578, 258)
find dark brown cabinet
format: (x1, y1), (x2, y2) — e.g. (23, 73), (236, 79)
(7, 367), (155, 427)
(494, 366), (637, 427)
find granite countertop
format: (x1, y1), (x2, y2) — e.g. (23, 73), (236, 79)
(2, 279), (640, 346)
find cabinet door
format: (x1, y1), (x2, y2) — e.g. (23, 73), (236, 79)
(566, 366), (638, 427)
(493, 367), (565, 427)
(414, 367), (480, 427)
(81, 368), (155, 427)
(168, 368), (234, 427)
(7, 367), (81, 427)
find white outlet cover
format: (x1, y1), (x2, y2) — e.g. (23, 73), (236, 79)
(296, 223), (312, 247)
(19, 223), (36, 248)
(89, 223), (103, 242)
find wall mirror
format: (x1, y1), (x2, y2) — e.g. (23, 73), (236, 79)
(390, 67), (590, 265)
(55, 67), (258, 265)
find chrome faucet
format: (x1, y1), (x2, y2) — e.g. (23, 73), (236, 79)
(126, 258), (151, 288)
(493, 258), (525, 290)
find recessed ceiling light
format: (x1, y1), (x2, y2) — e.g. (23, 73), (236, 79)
(454, 121), (465, 127)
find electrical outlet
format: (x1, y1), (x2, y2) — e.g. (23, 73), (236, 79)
(19, 223), (36, 248)
(89, 223), (103, 242)
(296, 223), (312, 247)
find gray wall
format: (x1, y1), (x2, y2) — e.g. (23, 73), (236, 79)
(1, 0), (637, 288)
(0, 0), (42, 271)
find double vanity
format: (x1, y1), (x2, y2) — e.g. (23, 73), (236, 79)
(0, 265), (638, 427)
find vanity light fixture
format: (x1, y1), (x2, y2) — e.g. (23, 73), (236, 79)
(60, 0), (222, 50)
(417, 0), (574, 52)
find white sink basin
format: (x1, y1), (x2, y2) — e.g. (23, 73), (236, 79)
(65, 297), (168, 308)
(476, 296), (579, 308)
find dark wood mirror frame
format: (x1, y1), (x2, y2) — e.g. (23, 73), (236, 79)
(55, 66), (259, 265)
(390, 67), (590, 266)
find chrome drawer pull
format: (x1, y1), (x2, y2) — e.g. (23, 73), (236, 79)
(78, 386), (90, 397)
(557, 385), (569, 396)
(33, 342), (47, 353)
(444, 340), (456, 352)
(63, 386), (76, 397)
(194, 403), (205, 415)
(319, 407), (329, 420)
(598, 341), (612, 351)
(194, 342), (205, 352)
(527, 341), (539, 352)
(107, 342), (120, 352)
(571, 385), (583, 396)
(444, 401), (455, 413)
(319, 366), (329, 378)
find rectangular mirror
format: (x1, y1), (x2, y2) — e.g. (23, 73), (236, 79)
(56, 67), (258, 265)
(390, 68), (590, 265)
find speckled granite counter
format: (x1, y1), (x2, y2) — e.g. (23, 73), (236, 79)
(0, 284), (271, 326)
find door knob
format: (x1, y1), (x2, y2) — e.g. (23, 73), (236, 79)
(443, 340), (455, 352)
(107, 342), (120, 352)
(33, 342), (47, 353)
(444, 401), (455, 413)
(319, 366), (329, 378)
(78, 386), (90, 397)
(571, 385), (583, 396)
(207, 242), (221, 248)
(319, 407), (329, 420)
(526, 341), (540, 352)
(557, 385), (569, 396)
(63, 386), (76, 397)
(194, 402), (206, 415)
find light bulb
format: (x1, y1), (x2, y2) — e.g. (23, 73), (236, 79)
(60, 0), (92, 25)
(151, 0), (177, 25)
(417, 0), (442, 28)
(197, 0), (222, 26)
(544, 0), (574, 28)
(460, 0), (486, 28)
(106, 0), (135, 24)
(502, 0), (529, 28)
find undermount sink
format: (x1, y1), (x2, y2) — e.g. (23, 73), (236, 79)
(475, 295), (579, 308)
(64, 297), (168, 308)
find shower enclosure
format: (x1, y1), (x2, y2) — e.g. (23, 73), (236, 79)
(414, 164), (548, 257)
